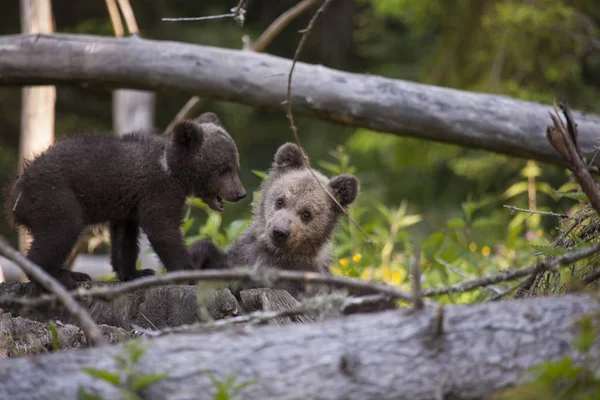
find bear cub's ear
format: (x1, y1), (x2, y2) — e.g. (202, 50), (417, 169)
(172, 120), (204, 150)
(273, 143), (306, 172)
(194, 112), (223, 127)
(328, 174), (360, 207)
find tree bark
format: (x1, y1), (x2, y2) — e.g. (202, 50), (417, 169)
(2, 33), (600, 166)
(0, 294), (596, 400)
(16, 2), (56, 273)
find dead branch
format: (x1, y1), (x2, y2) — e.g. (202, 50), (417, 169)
(1, 294), (598, 400)
(115, 0), (138, 35)
(0, 237), (107, 346)
(104, 0), (124, 37)
(0, 267), (413, 310)
(4, 34), (600, 166)
(503, 204), (568, 218)
(547, 100), (600, 216)
(423, 242), (600, 297)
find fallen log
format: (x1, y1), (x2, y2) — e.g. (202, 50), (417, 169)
(0, 309), (131, 359)
(2, 33), (600, 166)
(0, 282), (240, 329)
(0, 294), (596, 400)
(0, 282), (321, 329)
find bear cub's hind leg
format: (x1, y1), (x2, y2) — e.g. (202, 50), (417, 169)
(26, 223), (91, 291)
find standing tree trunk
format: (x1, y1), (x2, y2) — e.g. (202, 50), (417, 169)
(17, 0), (56, 280)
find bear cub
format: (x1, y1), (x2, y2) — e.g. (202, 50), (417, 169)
(189, 142), (360, 297)
(5, 112), (246, 290)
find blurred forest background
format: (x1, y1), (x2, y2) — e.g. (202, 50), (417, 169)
(2, 0), (600, 301)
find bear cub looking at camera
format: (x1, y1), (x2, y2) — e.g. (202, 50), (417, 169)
(189, 142), (360, 297)
(5, 112), (246, 290)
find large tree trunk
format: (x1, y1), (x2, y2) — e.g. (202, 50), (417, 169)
(1, 34), (600, 166)
(0, 294), (596, 400)
(16, 2), (56, 278)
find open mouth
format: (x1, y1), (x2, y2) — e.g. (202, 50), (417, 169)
(208, 196), (224, 212)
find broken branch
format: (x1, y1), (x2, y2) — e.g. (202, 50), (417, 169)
(0, 237), (107, 346)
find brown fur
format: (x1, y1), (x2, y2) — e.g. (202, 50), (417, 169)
(189, 143), (359, 297)
(4, 112), (246, 290)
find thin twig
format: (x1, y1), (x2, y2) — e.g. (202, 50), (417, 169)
(0, 237), (107, 346)
(422, 242), (600, 297)
(487, 278), (529, 302)
(411, 248), (423, 310)
(435, 256), (502, 295)
(285, 0), (372, 244)
(162, 14), (236, 22)
(503, 205), (568, 219)
(164, 0), (315, 133)
(251, 0), (320, 52)
(0, 267), (413, 308)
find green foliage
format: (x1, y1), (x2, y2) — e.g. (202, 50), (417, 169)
(182, 198), (252, 250)
(48, 321), (60, 351)
(204, 373), (255, 400)
(78, 340), (167, 400)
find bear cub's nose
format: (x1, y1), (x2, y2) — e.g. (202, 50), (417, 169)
(236, 190), (247, 200)
(271, 226), (289, 246)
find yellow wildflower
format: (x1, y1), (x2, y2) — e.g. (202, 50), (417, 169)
(469, 242), (477, 252)
(383, 268), (391, 282)
(481, 246), (491, 257)
(352, 253), (362, 262)
(392, 272), (402, 285)
(339, 258), (349, 267)
(537, 229), (543, 237)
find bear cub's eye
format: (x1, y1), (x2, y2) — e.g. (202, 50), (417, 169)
(275, 197), (285, 209)
(218, 166), (230, 176)
(301, 210), (312, 221)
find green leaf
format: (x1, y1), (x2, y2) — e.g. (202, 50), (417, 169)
(81, 368), (120, 386)
(555, 191), (589, 202)
(251, 169), (267, 180)
(397, 214), (423, 229)
(48, 321), (60, 351)
(422, 232), (445, 259)
(573, 316), (595, 354)
(125, 341), (145, 365)
(181, 217), (194, 235)
(447, 218), (466, 229)
(503, 181), (529, 199)
(76, 387), (104, 400)
(130, 373), (168, 391)
(530, 245), (567, 257)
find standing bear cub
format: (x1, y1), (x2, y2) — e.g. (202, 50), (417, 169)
(189, 142), (360, 297)
(5, 112), (246, 290)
